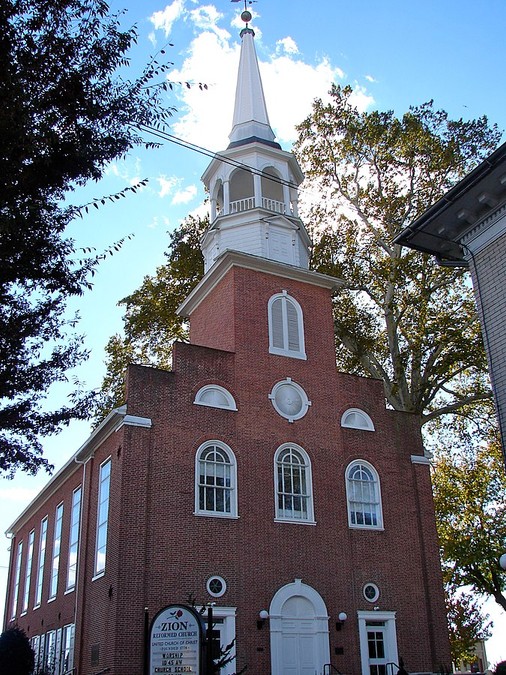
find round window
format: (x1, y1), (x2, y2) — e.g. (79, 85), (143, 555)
(363, 583), (380, 603)
(269, 378), (311, 422)
(207, 576), (227, 598)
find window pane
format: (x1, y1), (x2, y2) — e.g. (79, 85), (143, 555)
(95, 461), (111, 575)
(348, 463), (381, 528)
(276, 447), (310, 520)
(198, 445), (234, 515)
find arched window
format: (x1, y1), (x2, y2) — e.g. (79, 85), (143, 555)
(195, 442), (238, 518)
(194, 385), (237, 411)
(341, 408), (375, 431)
(274, 444), (314, 522)
(346, 461), (383, 529)
(268, 292), (306, 359)
(261, 167), (285, 213)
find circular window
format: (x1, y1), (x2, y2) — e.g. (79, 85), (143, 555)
(207, 576), (227, 598)
(269, 378), (311, 422)
(363, 583), (380, 603)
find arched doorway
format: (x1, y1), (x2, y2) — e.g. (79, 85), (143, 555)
(269, 579), (330, 675)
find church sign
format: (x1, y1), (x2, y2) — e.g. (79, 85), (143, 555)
(149, 604), (203, 674)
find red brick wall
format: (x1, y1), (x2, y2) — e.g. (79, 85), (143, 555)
(6, 262), (450, 675)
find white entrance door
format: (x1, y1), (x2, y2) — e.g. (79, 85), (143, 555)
(270, 579), (330, 675)
(280, 597), (319, 675)
(358, 611), (399, 675)
(366, 624), (388, 675)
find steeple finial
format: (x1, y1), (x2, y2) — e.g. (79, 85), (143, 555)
(228, 0), (278, 148)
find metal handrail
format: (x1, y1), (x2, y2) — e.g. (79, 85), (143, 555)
(323, 664), (345, 675)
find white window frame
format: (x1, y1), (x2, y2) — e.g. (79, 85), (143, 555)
(195, 441), (238, 519)
(66, 486), (82, 591)
(268, 291), (306, 360)
(274, 444), (315, 524)
(346, 460), (383, 530)
(11, 539), (23, 620)
(341, 408), (375, 431)
(62, 624), (75, 674)
(49, 502), (64, 599)
(35, 516), (48, 608)
(94, 458), (111, 577)
(194, 384), (238, 411)
(22, 530), (35, 613)
(357, 610), (398, 675)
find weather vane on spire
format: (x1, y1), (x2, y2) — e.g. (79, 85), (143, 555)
(231, 0), (257, 26)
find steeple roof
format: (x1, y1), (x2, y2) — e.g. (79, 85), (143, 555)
(228, 27), (280, 149)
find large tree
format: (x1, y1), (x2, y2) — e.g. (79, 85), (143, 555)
(432, 437), (506, 612)
(444, 586), (492, 667)
(95, 215), (207, 420)
(295, 85), (501, 430)
(0, 0), (175, 476)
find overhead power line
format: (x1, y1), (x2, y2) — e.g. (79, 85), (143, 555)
(138, 124), (300, 192)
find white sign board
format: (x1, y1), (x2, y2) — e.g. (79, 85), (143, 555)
(149, 604), (203, 674)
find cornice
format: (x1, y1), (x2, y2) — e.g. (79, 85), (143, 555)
(177, 249), (343, 318)
(6, 406), (152, 535)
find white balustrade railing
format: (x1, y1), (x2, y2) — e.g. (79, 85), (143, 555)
(262, 197), (286, 214)
(230, 197), (255, 213)
(228, 197), (288, 215)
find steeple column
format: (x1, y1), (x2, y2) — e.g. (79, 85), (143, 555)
(291, 187), (299, 217)
(254, 173), (262, 208)
(223, 180), (231, 216)
(283, 183), (291, 214)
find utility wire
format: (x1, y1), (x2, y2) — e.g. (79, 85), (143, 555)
(138, 123), (301, 192)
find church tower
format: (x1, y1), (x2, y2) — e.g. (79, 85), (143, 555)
(200, 14), (310, 272)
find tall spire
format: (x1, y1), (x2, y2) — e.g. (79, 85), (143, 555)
(228, 13), (278, 148)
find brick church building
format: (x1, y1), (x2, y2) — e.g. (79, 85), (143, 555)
(4, 11), (451, 675)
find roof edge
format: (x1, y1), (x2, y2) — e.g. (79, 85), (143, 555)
(177, 249), (343, 318)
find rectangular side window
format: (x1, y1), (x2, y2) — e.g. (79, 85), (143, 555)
(22, 530), (35, 613)
(35, 517), (48, 607)
(10, 540), (23, 620)
(49, 503), (64, 599)
(66, 486), (82, 590)
(94, 459), (111, 576)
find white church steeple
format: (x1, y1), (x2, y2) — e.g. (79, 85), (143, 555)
(228, 26), (277, 148)
(200, 8), (310, 273)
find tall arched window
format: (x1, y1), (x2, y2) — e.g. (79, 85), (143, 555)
(274, 444), (314, 522)
(346, 461), (383, 529)
(268, 292), (306, 359)
(195, 442), (238, 518)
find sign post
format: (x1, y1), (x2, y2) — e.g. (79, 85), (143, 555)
(149, 604), (204, 674)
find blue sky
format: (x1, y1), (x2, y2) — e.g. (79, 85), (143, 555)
(2, 0), (506, 660)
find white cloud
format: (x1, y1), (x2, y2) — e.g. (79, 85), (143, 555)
(150, 0), (186, 38)
(157, 174), (179, 198)
(168, 30), (239, 149)
(262, 55), (345, 143)
(172, 184), (198, 204)
(164, 9), (372, 151)
(349, 85), (375, 113)
(365, 74), (377, 83)
(276, 36), (299, 56)
(189, 4), (230, 42)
